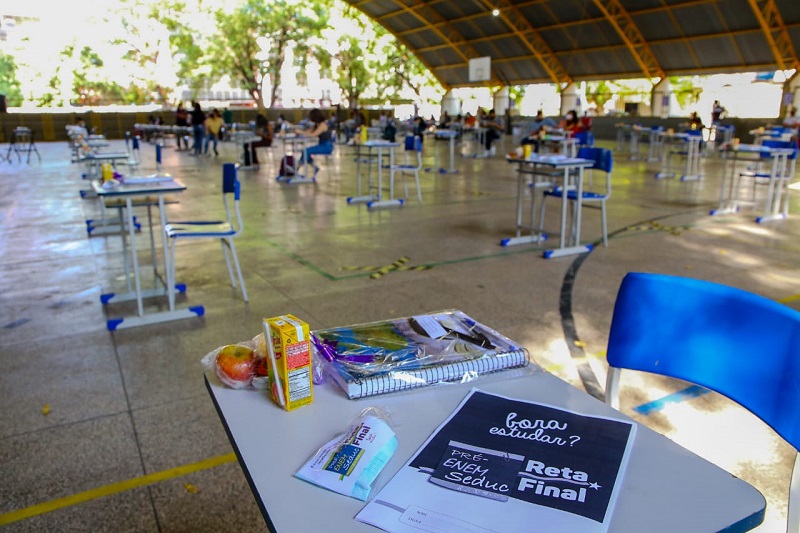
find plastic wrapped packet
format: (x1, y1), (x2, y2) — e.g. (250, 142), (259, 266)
(295, 407), (398, 501)
(201, 335), (268, 390)
(311, 309), (530, 399)
(202, 328), (326, 392)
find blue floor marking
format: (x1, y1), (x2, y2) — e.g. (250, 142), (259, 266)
(633, 385), (710, 415)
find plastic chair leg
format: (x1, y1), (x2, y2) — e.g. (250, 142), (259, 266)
(220, 240), (236, 288)
(788, 453), (800, 533)
(601, 202), (608, 247)
(605, 367), (621, 409)
(226, 239), (248, 302)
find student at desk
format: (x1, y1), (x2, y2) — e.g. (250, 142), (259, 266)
(561, 109), (585, 137)
(482, 108), (505, 156)
(522, 110), (556, 153)
(296, 108), (334, 178)
(249, 114), (273, 168)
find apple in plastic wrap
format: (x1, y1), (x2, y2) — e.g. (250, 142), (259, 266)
(215, 344), (256, 388)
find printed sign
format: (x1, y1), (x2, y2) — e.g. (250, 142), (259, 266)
(357, 389), (636, 532)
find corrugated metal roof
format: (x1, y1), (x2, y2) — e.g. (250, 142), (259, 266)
(342, 0), (800, 87)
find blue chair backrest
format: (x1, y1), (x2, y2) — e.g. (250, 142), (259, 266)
(607, 272), (800, 450)
(404, 135), (421, 152)
(577, 147), (613, 173)
(574, 130), (594, 147)
(222, 162), (239, 198)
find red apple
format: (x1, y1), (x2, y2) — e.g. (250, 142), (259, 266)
(215, 344), (255, 388)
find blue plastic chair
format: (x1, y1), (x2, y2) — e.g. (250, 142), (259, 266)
(538, 147), (613, 247)
(390, 135), (423, 202)
(573, 130), (594, 148)
(165, 163), (248, 302)
(604, 272), (800, 533)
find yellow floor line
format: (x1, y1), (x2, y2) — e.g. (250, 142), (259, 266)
(778, 294), (800, 304)
(0, 453), (236, 526)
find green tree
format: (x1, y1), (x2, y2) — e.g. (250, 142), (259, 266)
(330, 34), (370, 108)
(72, 47), (127, 106)
(370, 24), (439, 106)
(111, 0), (184, 106)
(0, 51), (24, 107)
(207, 0), (331, 110)
(670, 76), (703, 109)
(586, 80), (615, 114)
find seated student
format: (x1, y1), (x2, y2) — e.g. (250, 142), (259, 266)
(688, 111), (704, 130)
(783, 106), (799, 130)
(382, 118), (397, 142)
(463, 112), (477, 128)
(521, 110), (556, 152)
(482, 109), (505, 156)
(561, 109), (585, 137)
(249, 113), (273, 167)
(296, 108), (334, 177)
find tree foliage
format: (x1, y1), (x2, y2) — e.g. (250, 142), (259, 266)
(206, 0), (331, 110)
(0, 51), (24, 107)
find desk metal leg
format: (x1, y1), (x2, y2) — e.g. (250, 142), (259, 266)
(501, 167), (548, 247)
(104, 195), (202, 331)
(710, 152), (739, 216)
(756, 154), (789, 223)
(348, 149), (379, 205)
(368, 148), (404, 209)
(543, 167), (592, 259)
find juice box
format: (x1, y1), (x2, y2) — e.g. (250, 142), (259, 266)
(263, 315), (313, 411)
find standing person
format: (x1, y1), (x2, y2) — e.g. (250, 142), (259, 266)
(222, 107), (233, 127)
(296, 108), (334, 177)
(711, 100), (726, 125)
(190, 101), (206, 155)
(204, 109), (224, 156)
(249, 113), (273, 168)
(174, 102), (190, 151)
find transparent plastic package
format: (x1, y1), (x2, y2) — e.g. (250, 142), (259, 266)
(202, 331), (325, 390)
(311, 309), (530, 399)
(295, 407), (398, 501)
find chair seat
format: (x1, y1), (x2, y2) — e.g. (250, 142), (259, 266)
(391, 164), (419, 170)
(740, 171), (790, 180)
(166, 221), (236, 238)
(543, 187), (606, 200)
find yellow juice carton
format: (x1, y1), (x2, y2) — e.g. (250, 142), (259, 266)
(263, 315), (313, 411)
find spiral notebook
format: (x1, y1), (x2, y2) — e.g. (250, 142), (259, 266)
(311, 310), (529, 399)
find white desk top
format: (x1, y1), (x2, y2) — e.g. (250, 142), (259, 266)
(91, 177), (186, 197)
(507, 155), (594, 168)
(206, 369), (765, 533)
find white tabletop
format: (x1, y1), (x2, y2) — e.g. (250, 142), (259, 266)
(206, 368), (764, 532)
(91, 177), (186, 197)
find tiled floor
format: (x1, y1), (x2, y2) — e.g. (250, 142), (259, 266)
(1, 133), (798, 532)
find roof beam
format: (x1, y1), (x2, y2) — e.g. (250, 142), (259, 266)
(357, 1), (502, 87)
(345, 2), (478, 88)
(590, 0), (665, 79)
(746, 0), (799, 70)
(476, 0), (571, 84)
